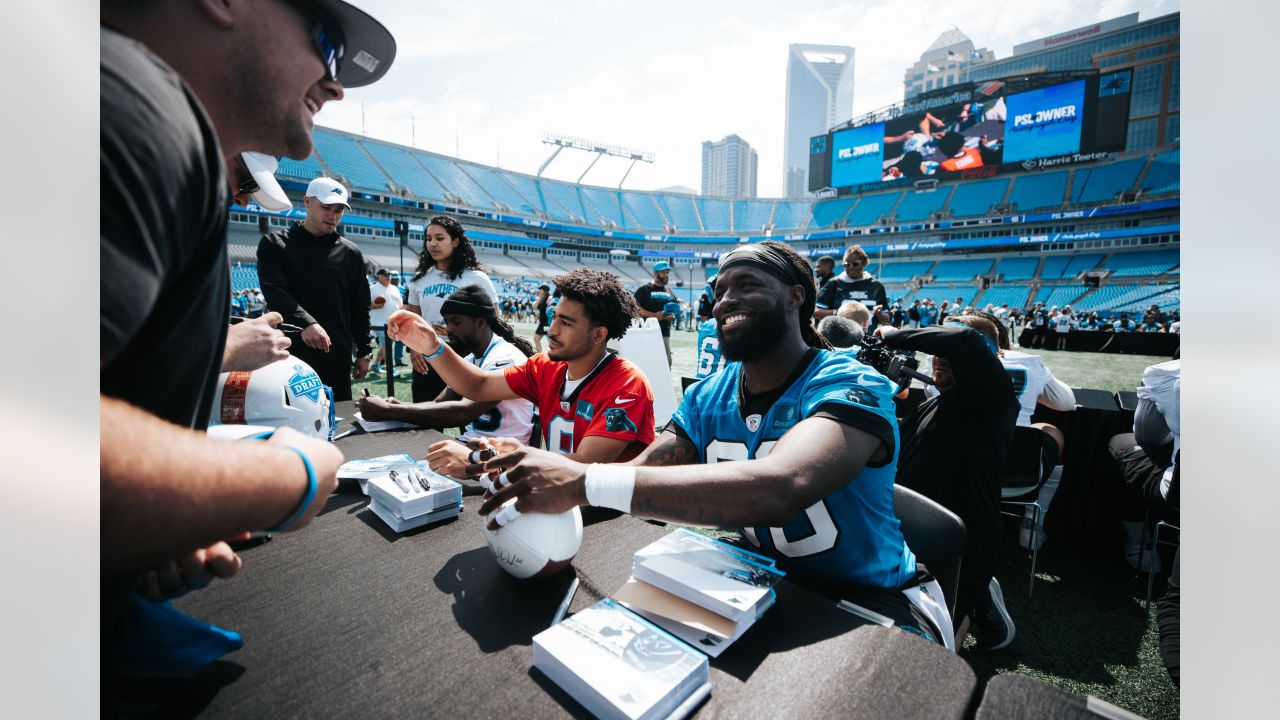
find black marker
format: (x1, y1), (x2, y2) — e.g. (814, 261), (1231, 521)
(229, 532), (273, 551)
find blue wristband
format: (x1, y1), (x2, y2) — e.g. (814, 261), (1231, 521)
(422, 341), (445, 360)
(266, 446), (318, 532)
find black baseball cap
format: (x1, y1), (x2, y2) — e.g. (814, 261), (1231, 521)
(310, 1), (397, 88)
(375, 268), (391, 276)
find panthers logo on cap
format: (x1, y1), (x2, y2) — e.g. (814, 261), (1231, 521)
(604, 408), (637, 433)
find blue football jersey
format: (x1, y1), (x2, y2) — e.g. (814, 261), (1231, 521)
(671, 350), (916, 589)
(694, 319), (727, 379)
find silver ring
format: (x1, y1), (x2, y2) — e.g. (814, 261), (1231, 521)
(492, 503), (521, 528)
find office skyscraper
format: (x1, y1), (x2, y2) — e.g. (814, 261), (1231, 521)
(782, 44), (854, 197)
(701, 134), (758, 198)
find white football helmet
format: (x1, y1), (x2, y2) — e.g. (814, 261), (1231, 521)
(210, 358), (335, 440)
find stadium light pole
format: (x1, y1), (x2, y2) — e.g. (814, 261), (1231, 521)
(539, 133), (655, 187)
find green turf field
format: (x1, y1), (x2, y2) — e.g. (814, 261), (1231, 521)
(355, 322), (1178, 719)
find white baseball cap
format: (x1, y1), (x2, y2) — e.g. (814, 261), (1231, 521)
(240, 152), (292, 212)
(305, 176), (351, 208)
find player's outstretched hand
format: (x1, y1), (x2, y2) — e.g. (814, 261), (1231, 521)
(357, 392), (399, 421)
(139, 537), (246, 601)
(265, 427), (342, 531)
(473, 446), (588, 530)
(387, 310), (443, 356)
(222, 311), (291, 372)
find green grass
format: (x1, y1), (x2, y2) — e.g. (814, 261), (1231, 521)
(357, 320), (1178, 718)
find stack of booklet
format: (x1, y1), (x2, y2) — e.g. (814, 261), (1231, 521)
(618, 529), (785, 657)
(364, 463), (463, 533)
(532, 599), (711, 720)
(338, 454), (418, 495)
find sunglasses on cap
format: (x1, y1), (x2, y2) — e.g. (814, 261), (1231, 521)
(284, 0), (346, 83)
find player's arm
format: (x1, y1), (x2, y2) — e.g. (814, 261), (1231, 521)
(255, 237), (315, 329)
(1037, 372), (1076, 412)
(474, 417), (886, 529)
(812, 281), (839, 319)
(358, 392), (499, 428)
(632, 287), (663, 320)
(385, 310), (517, 401)
(100, 396), (341, 575)
(566, 435), (635, 464)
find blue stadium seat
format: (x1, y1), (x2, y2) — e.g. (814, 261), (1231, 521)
(894, 189), (951, 222)
(976, 285), (1031, 310)
(462, 164), (541, 215)
(1040, 253), (1102, 280)
(621, 191), (668, 230)
(931, 258), (993, 282)
(1140, 149), (1179, 196)
(771, 201), (812, 229)
(277, 154), (325, 181)
(914, 285), (979, 308)
(810, 197), (857, 228)
(1038, 285), (1087, 308)
(311, 131), (391, 192)
(878, 260), (935, 283)
(995, 257), (1039, 281)
(359, 141), (450, 201)
(539, 179), (591, 224)
(657, 194), (701, 232)
(946, 179), (1009, 218)
(1008, 171), (1068, 211)
(734, 200), (774, 232)
(1073, 284), (1174, 312)
(580, 186), (629, 228)
(845, 192), (901, 227)
(1070, 158), (1146, 205)
(696, 198), (732, 232)
(498, 172), (551, 217)
(412, 153), (498, 210)
(1103, 250), (1180, 278)
(229, 264), (260, 292)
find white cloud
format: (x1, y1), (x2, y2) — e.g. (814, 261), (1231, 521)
(319, 0), (1179, 197)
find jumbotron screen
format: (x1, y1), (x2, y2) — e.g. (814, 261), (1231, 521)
(814, 71), (1132, 191)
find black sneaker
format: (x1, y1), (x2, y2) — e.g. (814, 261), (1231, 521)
(971, 578), (1016, 650)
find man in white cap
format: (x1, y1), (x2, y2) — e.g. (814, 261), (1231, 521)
(258, 175), (374, 400)
(100, 0), (395, 681)
(633, 260), (678, 366)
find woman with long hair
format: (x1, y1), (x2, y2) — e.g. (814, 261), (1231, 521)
(405, 215), (498, 401)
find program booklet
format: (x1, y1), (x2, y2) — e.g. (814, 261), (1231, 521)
(366, 465), (462, 519)
(367, 497), (462, 533)
(532, 599), (710, 720)
(631, 529), (784, 621)
(612, 578), (776, 658)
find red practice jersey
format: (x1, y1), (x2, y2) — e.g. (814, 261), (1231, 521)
(504, 351), (655, 460)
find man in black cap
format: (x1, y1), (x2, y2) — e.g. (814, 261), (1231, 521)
(258, 175), (374, 400)
(633, 260), (678, 366)
(100, 0), (395, 674)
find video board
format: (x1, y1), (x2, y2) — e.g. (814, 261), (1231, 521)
(812, 71), (1133, 192)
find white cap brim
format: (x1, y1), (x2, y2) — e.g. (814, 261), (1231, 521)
(241, 152), (293, 212)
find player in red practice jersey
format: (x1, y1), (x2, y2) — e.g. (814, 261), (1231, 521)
(389, 269), (655, 476)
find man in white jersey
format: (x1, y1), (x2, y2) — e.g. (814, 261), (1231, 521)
(368, 268), (403, 375)
(358, 287), (536, 476)
(1109, 359), (1180, 570)
(1052, 306), (1075, 350)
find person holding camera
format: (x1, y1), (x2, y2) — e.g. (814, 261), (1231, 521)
(878, 315), (1020, 649)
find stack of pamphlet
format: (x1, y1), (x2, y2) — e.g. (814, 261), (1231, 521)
(365, 464), (463, 533)
(352, 412), (415, 433)
(619, 529), (784, 657)
(532, 598), (711, 720)
(338, 454), (418, 495)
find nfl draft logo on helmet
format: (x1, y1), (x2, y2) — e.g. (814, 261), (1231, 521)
(210, 358), (336, 440)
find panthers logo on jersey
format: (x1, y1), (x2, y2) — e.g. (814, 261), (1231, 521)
(604, 407), (637, 433)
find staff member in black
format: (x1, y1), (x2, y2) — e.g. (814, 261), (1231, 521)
(633, 260), (677, 366)
(258, 176), (372, 400)
(879, 315), (1019, 650)
(814, 245), (888, 322)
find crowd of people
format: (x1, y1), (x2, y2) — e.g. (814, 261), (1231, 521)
(100, 1), (1179, 706)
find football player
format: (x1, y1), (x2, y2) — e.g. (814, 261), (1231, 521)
(463, 241), (956, 650)
(387, 268), (654, 464)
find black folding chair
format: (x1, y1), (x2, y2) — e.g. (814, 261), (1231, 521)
(894, 484), (967, 622)
(999, 426), (1055, 597)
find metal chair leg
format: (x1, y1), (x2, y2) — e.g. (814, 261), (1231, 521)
(1145, 522), (1163, 606)
(1028, 504), (1040, 599)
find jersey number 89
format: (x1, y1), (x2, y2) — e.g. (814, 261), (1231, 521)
(704, 439), (838, 557)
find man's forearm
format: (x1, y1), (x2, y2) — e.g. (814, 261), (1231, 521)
(100, 397), (311, 574)
(426, 345), (507, 401)
(627, 457), (821, 527)
(379, 399), (491, 429)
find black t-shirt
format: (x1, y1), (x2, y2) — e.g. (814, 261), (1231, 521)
(100, 26), (229, 431)
(883, 325), (1018, 575)
(535, 296), (549, 328)
(257, 223), (373, 367)
(634, 282), (676, 337)
(816, 272), (888, 312)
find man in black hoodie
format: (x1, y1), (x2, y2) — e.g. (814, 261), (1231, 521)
(880, 315), (1019, 649)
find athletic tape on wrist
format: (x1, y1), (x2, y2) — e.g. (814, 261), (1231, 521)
(584, 464), (636, 513)
(266, 446), (318, 532)
(491, 503), (521, 528)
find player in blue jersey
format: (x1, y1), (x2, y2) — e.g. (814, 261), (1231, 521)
(470, 241), (955, 649)
(693, 317), (727, 379)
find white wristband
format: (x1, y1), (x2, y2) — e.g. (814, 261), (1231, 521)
(584, 464), (636, 513)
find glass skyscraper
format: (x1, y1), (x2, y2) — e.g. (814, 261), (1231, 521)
(782, 44), (854, 198)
